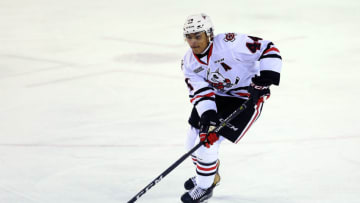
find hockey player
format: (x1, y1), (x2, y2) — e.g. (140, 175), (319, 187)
(180, 13), (282, 202)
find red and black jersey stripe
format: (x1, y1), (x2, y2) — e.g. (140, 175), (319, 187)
(259, 42), (281, 60)
(189, 87), (215, 106)
(191, 87), (214, 96)
(259, 54), (282, 60)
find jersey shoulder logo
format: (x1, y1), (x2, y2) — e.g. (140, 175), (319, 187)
(224, 33), (236, 42)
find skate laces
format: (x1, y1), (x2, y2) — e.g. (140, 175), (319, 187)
(189, 186), (206, 200)
(190, 177), (196, 186)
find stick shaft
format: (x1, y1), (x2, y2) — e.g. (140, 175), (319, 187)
(127, 100), (250, 203)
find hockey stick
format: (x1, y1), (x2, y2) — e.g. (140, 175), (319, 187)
(127, 99), (251, 203)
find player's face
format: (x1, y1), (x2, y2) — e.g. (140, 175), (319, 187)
(185, 32), (210, 54)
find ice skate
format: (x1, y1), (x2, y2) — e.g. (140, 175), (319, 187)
(181, 186), (214, 203)
(184, 171), (221, 190)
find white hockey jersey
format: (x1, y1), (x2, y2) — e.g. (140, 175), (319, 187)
(181, 33), (282, 117)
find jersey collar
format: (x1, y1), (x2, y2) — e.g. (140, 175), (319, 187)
(193, 43), (213, 65)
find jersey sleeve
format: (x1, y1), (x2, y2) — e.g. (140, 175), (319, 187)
(181, 58), (217, 117)
(257, 38), (282, 85)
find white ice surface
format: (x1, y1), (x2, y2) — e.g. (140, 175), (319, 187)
(0, 0), (360, 202)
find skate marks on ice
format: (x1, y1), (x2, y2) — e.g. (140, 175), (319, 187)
(245, 134), (360, 145)
(105, 36), (184, 64)
(211, 194), (294, 203)
(0, 183), (40, 203)
(103, 36), (183, 49)
(115, 52), (180, 64)
(26, 67), (181, 87)
(0, 54), (77, 79)
(0, 53), (181, 88)
(0, 143), (182, 148)
(276, 36), (307, 43)
(26, 69), (126, 87)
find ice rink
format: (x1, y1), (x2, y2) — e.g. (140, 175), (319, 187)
(1, 0), (359, 202)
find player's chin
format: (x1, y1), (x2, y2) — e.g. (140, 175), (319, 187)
(192, 48), (201, 54)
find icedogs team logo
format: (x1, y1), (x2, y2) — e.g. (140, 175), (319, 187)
(206, 68), (239, 91)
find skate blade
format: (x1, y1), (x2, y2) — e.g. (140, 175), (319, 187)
(199, 192), (212, 203)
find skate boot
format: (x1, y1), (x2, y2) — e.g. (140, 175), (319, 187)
(184, 172), (221, 190)
(184, 176), (197, 190)
(181, 186), (214, 203)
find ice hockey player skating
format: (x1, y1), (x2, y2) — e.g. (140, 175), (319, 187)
(180, 13), (282, 202)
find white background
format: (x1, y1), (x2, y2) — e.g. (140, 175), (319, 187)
(0, 0), (359, 202)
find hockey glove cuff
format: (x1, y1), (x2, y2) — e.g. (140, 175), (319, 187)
(248, 76), (271, 105)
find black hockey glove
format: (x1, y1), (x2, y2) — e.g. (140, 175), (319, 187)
(248, 75), (271, 105)
(199, 110), (220, 148)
